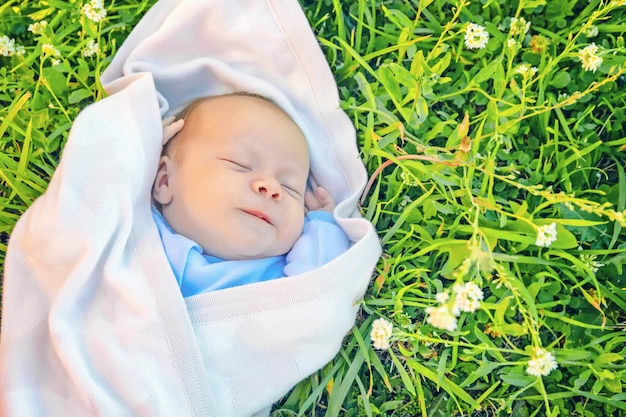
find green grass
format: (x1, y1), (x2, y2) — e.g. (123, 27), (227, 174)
(2, 0), (626, 416)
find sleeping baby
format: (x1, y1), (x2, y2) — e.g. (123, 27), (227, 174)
(151, 92), (349, 296)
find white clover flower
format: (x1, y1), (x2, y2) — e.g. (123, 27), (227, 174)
(581, 54), (602, 72)
(579, 254), (605, 273)
(28, 20), (48, 35)
(515, 64), (538, 78)
(515, 64), (529, 75)
(581, 42), (598, 55)
(464, 23), (489, 50)
(41, 43), (60, 56)
(82, 0), (107, 23)
(536, 222), (558, 247)
(590, 260), (604, 273)
(507, 38), (518, 49)
(370, 318), (393, 350)
(578, 43), (603, 72)
(82, 38), (100, 57)
(398, 195), (413, 209)
(464, 281), (484, 301)
(510, 17), (531, 36)
(0, 35), (17, 56)
(526, 348), (558, 377)
(583, 25), (599, 38)
(425, 305), (458, 332)
(453, 281), (484, 313)
(435, 291), (450, 304)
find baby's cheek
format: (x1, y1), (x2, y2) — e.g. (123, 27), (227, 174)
(285, 212), (305, 249)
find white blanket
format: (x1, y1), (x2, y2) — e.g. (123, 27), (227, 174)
(0, 0), (381, 416)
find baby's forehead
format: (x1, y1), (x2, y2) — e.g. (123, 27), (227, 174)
(190, 95), (308, 147)
(187, 94), (284, 120)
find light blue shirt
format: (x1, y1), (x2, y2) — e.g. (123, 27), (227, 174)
(152, 207), (350, 297)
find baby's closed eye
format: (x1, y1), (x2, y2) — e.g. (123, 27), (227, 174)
(281, 183), (302, 198)
(221, 158), (251, 171)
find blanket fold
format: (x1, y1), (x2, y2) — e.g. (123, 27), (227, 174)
(0, 1), (382, 416)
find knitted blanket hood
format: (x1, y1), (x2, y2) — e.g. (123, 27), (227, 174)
(0, 0), (381, 416)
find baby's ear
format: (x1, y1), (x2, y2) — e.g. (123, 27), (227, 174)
(152, 156), (174, 205)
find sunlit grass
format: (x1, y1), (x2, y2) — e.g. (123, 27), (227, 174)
(2, 0), (626, 416)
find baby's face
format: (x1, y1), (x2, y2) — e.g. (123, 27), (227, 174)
(153, 95), (309, 260)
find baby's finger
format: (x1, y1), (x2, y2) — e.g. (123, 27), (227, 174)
(161, 116), (176, 127)
(162, 119), (185, 145)
(315, 186), (331, 203)
(317, 187), (335, 208)
(304, 189), (322, 211)
(314, 187), (336, 212)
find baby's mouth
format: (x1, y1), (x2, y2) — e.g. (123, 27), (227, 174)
(242, 209), (272, 224)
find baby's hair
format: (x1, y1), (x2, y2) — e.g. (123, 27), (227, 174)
(162, 91), (276, 159)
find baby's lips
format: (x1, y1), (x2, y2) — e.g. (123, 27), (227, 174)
(242, 208), (272, 224)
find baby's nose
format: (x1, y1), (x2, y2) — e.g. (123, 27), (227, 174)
(252, 178), (282, 200)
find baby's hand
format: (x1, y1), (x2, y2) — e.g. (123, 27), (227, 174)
(162, 116), (185, 146)
(304, 186), (336, 213)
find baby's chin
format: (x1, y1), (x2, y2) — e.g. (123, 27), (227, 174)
(201, 242), (295, 261)
(197, 224), (302, 260)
